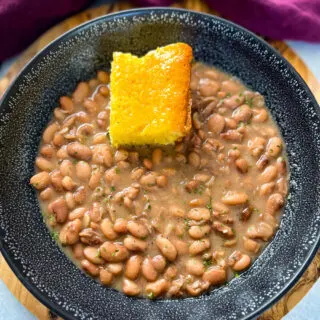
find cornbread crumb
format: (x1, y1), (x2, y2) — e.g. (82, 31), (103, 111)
(109, 43), (193, 146)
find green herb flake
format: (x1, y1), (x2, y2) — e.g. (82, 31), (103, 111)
(237, 121), (244, 128)
(184, 218), (190, 230)
(147, 204), (152, 210)
(49, 215), (55, 223)
(115, 168), (120, 174)
(235, 273), (240, 278)
(96, 249), (101, 258)
(239, 92), (244, 97)
(253, 208), (260, 214)
(72, 159), (78, 164)
(226, 92), (231, 98)
(203, 259), (212, 269)
(147, 292), (155, 300)
(51, 231), (59, 241)
(111, 186), (116, 192)
(245, 97), (254, 108)
(111, 249), (119, 256)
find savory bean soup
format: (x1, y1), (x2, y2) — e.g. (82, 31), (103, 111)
(30, 63), (288, 298)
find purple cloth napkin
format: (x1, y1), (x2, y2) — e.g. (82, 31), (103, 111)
(1, 0), (320, 63)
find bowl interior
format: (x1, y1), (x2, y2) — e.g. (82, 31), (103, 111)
(0, 8), (320, 320)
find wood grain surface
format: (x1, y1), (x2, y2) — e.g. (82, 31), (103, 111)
(0, 1), (319, 319)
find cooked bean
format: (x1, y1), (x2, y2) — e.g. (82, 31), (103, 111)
(156, 236), (177, 261)
(164, 265), (177, 279)
(187, 208), (211, 221)
(151, 255), (166, 273)
(101, 218), (118, 240)
(43, 122), (59, 143)
(256, 154), (269, 171)
(243, 237), (261, 253)
(145, 279), (169, 297)
(83, 247), (104, 264)
(113, 218), (128, 233)
(188, 225), (211, 239)
(156, 175), (168, 187)
(73, 82), (90, 103)
(125, 255), (142, 280)
(207, 114), (225, 134)
(189, 239), (210, 255)
(266, 137), (282, 158)
(92, 132), (107, 144)
(35, 157), (54, 172)
(69, 207), (86, 220)
(127, 221), (149, 239)
(186, 259), (205, 276)
(100, 242), (129, 262)
(72, 243), (84, 259)
(276, 157), (287, 175)
(65, 192), (75, 209)
(59, 160), (73, 177)
(56, 146), (69, 159)
(220, 130), (243, 142)
(73, 186), (86, 204)
(40, 144), (55, 158)
(276, 177), (288, 196)
(79, 228), (102, 245)
(232, 104), (252, 123)
(92, 145), (113, 167)
(81, 259), (99, 276)
(199, 79), (220, 97)
(39, 187), (54, 200)
(266, 193), (284, 215)
(122, 279), (140, 296)
(107, 263), (123, 275)
(52, 133), (65, 147)
(260, 182), (275, 196)
(223, 95), (244, 109)
(124, 236), (147, 252)
(100, 269), (113, 285)
(89, 202), (103, 223)
(152, 148), (163, 165)
(188, 152), (200, 168)
(30, 171), (50, 190)
(248, 137), (266, 157)
(62, 176), (77, 191)
(259, 165), (277, 183)
(84, 99), (98, 114)
(142, 257), (158, 281)
(247, 222), (274, 241)
(48, 198), (68, 223)
(252, 108), (268, 122)
(75, 161), (91, 181)
(67, 142), (92, 160)
(59, 219), (82, 245)
(222, 191), (248, 205)
(212, 221), (234, 237)
(140, 172), (157, 186)
(235, 158), (248, 173)
(233, 254), (251, 271)
(202, 267), (226, 285)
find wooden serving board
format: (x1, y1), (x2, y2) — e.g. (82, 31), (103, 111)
(0, 1), (319, 319)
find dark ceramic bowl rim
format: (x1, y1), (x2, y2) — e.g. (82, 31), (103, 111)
(0, 7), (319, 320)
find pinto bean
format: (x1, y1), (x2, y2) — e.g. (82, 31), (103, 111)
(168, 205), (185, 218)
(276, 157), (287, 175)
(83, 247), (104, 264)
(73, 186), (86, 205)
(199, 79), (220, 97)
(233, 254), (251, 271)
(186, 259), (205, 276)
(89, 202), (103, 223)
(92, 145), (113, 167)
(59, 160), (73, 177)
(145, 279), (169, 297)
(48, 198), (68, 223)
(156, 236), (177, 261)
(220, 130), (243, 142)
(30, 171), (50, 190)
(75, 161), (91, 181)
(248, 137), (266, 157)
(266, 137), (282, 158)
(187, 208), (211, 221)
(235, 158), (248, 173)
(100, 269), (113, 285)
(140, 172), (157, 186)
(189, 239), (210, 255)
(69, 207), (86, 220)
(222, 191), (248, 205)
(212, 221), (234, 237)
(259, 165), (277, 183)
(243, 237), (261, 253)
(188, 152), (200, 168)
(39, 187), (54, 200)
(202, 267), (226, 285)
(122, 279), (140, 296)
(252, 108), (268, 122)
(107, 263), (123, 275)
(81, 259), (99, 276)
(67, 142), (92, 160)
(101, 218), (118, 240)
(43, 123), (59, 143)
(142, 257), (158, 281)
(256, 154), (269, 171)
(124, 236), (147, 252)
(188, 225), (211, 239)
(113, 218), (128, 233)
(207, 114), (225, 134)
(62, 176), (77, 191)
(125, 255), (142, 280)
(260, 182), (275, 196)
(276, 177), (288, 196)
(143, 159), (153, 170)
(247, 222), (274, 241)
(56, 146), (68, 159)
(151, 255), (166, 273)
(151, 148), (163, 166)
(127, 221), (149, 239)
(72, 243), (84, 259)
(222, 95), (245, 109)
(266, 193), (284, 215)
(156, 175), (168, 188)
(232, 105), (252, 123)
(35, 157), (54, 172)
(79, 228), (102, 245)
(72, 82), (90, 103)
(40, 144), (55, 158)
(100, 242), (129, 262)
(59, 219), (82, 245)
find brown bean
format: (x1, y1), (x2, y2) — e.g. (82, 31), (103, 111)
(189, 239), (210, 255)
(88, 168), (101, 190)
(248, 137), (266, 157)
(30, 171), (50, 190)
(122, 279), (140, 296)
(59, 219), (82, 245)
(56, 146), (69, 159)
(152, 148), (163, 165)
(266, 193), (284, 215)
(202, 267), (226, 285)
(113, 218), (128, 233)
(259, 182), (275, 196)
(75, 161), (91, 181)
(145, 279), (169, 297)
(252, 108), (268, 123)
(220, 130), (243, 142)
(52, 133), (65, 147)
(92, 132), (107, 144)
(59, 96), (74, 113)
(48, 198), (68, 223)
(35, 157), (54, 172)
(276, 157), (287, 175)
(256, 154), (269, 171)
(62, 176), (77, 191)
(235, 158), (248, 173)
(81, 259), (99, 276)
(91, 145), (113, 167)
(188, 152), (200, 168)
(140, 172), (157, 186)
(172, 239), (189, 255)
(89, 202), (103, 223)
(233, 254), (251, 271)
(247, 222), (274, 241)
(100, 242), (129, 262)
(40, 144), (55, 158)
(232, 105), (252, 123)
(124, 236), (147, 252)
(107, 263), (123, 275)
(259, 165), (278, 183)
(207, 114), (225, 134)
(84, 99), (98, 114)
(104, 167), (121, 185)
(223, 95), (245, 109)
(151, 255), (166, 273)
(83, 247), (104, 265)
(114, 149), (129, 162)
(243, 237), (260, 253)
(222, 191), (248, 205)
(186, 259), (205, 276)
(125, 255), (142, 280)
(67, 142), (92, 160)
(156, 236), (177, 261)
(266, 137), (282, 158)
(73, 186), (86, 204)
(72, 243), (84, 259)
(187, 208), (211, 221)
(101, 218), (118, 240)
(156, 175), (168, 188)
(169, 205), (185, 218)
(69, 207), (86, 220)
(199, 79), (220, 97)
(100, 269), (113, 285)
(43, 123), (59, 143)
(39, 187), (54, 200)
(79, 228), (102, 245)
(73, 82), (90, 103)
(59, 160), (73, 177)
(276, 177), (288, 196)
(97, 71), (109, 83)
(127, 221), (149, 239)
(143, 158), (153, 170)
(142, 257), (158, 281)
(188, 225), (211, 239)
(212, 221), (234, 237)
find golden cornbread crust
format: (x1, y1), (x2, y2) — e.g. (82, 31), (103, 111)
(109, 43), (193, 146)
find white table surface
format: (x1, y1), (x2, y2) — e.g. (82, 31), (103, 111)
(0, 41), (319, 319)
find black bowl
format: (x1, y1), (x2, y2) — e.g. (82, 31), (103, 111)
(0, 8), (320, 320)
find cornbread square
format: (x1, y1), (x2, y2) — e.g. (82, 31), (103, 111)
(109, 43), (193, 146)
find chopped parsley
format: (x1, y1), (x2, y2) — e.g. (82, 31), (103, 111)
(110, 186), (116, 192)
(237, 121), (244, 128)
(253, 208), (260, 214)
(106, 130), (110, 139)
(193, 184), (205, 195)
(115, 168), (120, 174)
(48, 215), (55, 223)
(95, 249), (101, 258)
(206, 197), (212, 212)
(245, 96), (254, 108)
(203, 259), (212, 269)
(184, 218), (190, 230)
(226, 92), (231, 98)
(147, 292), (155, 300)
(147, 204), (152, 210)
(235, 273), (240, 278)
(72, 159), (78, 164)
(235, 98), (241, 103)
(51, 231), (59, 241)
(111, 249), (119, 256)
